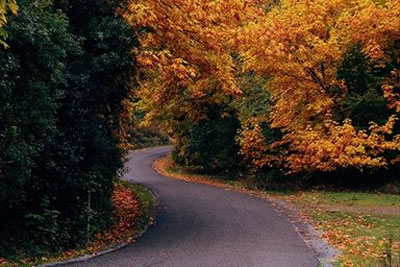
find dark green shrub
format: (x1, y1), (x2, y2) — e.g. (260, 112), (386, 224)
(0, 0), (137, 257)
(334, 45), (396, 129)
(173, 106), (241, 174)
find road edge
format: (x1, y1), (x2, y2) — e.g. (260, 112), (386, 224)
(152, 155), (339, 267)
(38, 182), (158, 267)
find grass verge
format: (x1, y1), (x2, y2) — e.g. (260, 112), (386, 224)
(154, 156), (400, 267)
(0, 180), (155, 267)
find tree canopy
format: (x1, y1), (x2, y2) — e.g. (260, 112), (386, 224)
(125, 0), (400, 175)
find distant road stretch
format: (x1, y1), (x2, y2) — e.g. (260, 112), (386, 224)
(70, 146), (319, 267)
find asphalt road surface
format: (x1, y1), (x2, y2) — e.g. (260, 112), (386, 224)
(69, 146), (319, 267)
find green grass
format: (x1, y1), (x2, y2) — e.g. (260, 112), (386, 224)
(267, 190), (399, 266)
(314, 191), (399, 206)
(270, 191), (400, 207)
(306, 210), (400, 266)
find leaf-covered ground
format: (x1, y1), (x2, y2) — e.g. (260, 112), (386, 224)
(154, 156), (400, 266)
(275, 192), (400, 266)
(0, 181), (155, 267)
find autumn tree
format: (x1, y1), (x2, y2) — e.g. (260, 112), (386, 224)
(124, 0), (399, 176)
(0, 0), (18, 47)
(121, 0), (269, 172)
(123, 0), (264, 130)
(238, 0), (400, 173)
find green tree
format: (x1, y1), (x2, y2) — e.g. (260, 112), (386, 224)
(173, 105), (241, 174)
(0, 0), (137, 257)
(0, 0), (82, 254)
(334, 45), (396, 129)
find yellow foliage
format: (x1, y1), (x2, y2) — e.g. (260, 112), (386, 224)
(122, 0), (400, 173)
(0, 0), (18, 26)
(0, 0), (18, 47)
(121, 0), (266, 131)
(238, 0), (400, 173)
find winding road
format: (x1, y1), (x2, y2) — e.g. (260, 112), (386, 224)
(70, 146), (319, 267)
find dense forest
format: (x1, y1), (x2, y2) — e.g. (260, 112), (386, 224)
(0, 0), (399, 262)
(0, 0), (138, 257)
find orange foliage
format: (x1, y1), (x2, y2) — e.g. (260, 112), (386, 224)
(238, 0), (400, 173)
(110, 185), (140, 236)
(122, 0), (266, 129)
(0, 0), (18, 47)
(94, 185), (141, 244)
(122, 0), (400, 173)
(114, 90), (136, 152)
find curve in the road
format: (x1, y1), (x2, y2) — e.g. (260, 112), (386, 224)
(70, 146), (319, 267)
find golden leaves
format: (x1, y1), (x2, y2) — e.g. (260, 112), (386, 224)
(122, 3), (157, 27)
(0, 0), (18, 26)
(121, 0), (257, 132)
(122, 0), (400, 173)
(0, 0), (18, 48)
(237, 0), (400, 173)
